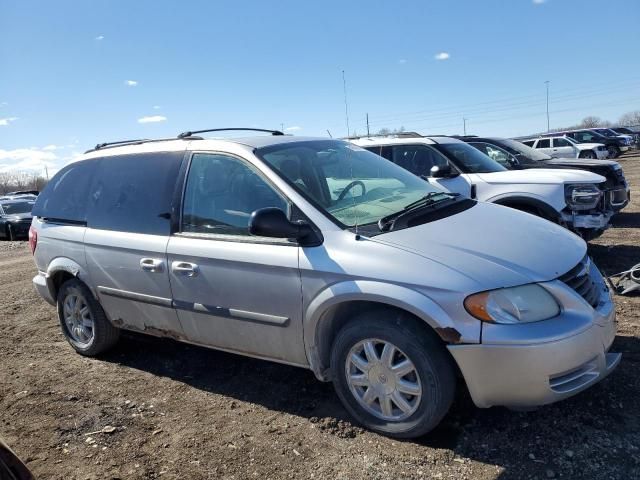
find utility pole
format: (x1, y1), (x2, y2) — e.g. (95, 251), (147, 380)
(366, 113), (370, 137)
(545, 80), (550, 132)
(45, 166), (49, 181)
(280, 123), (284, 132)
(342, 70), (350, 137)
(463, 117), (467, 136)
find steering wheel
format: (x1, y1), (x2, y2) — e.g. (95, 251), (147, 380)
(337, 180), (366, 202)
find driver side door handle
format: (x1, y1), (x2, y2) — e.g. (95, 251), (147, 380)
(171, 261), (199, 277)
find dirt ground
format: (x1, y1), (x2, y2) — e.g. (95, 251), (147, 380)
(1, 154), (639, 480)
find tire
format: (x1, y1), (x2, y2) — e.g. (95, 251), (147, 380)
(607, 145), (621, 158)
(579, 151), (596, 159)
(330, 310), (456, 438)
(57, 278), (119, 356)
(7, 224), (15, 241)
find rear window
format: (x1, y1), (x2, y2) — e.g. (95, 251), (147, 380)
(32, 159), (99, 223)
(86, 152), (182, 235)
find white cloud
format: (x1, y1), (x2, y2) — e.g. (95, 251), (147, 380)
(138, 115), (167, 124)
(398, 59), (407, 64)
(284, 126), (301, 132)
(434, 52), (450, 61)
(42, 145), (59, 151)
(532, 0), (547, 4)
(95, 35), (104, 40)
(0, 148), (58, 174)
(125, 80), (138, 87)
(153, 105), (161, 110)
(0, 117), (18, 126)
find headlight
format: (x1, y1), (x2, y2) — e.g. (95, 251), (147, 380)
(464, 284), (560, 324)
(565, 184), (601, 210)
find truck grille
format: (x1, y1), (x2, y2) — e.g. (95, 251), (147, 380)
(558, 256), (600, 308)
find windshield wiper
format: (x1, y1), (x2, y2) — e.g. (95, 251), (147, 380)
(378, 192), (460, 232)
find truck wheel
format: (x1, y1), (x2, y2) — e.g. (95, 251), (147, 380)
(330, 310), (455, 438)
(57, 278), (120, 356)
(580, 151), (596, 159)
(607, 145), (621, 158)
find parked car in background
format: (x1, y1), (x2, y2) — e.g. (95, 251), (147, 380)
(518, 135), (608, 159)
(351, 133), (614, 239)
(611, 127), (639, 146)
(0, 199), (35, 240)
(459, 136), (629, 212)
(30, 129), (620, 438)
(538, 129), (628, 158)
(591, 128), (634, 147)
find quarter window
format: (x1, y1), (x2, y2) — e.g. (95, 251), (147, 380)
(31, 159), (99, 223)
(182, 153), (288, 236)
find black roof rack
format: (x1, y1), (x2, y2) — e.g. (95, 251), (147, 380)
(177, 128), (284, 139)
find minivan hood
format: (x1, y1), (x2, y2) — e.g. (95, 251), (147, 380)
(374, 201), (586, 289)
(475, 168), (605, 185)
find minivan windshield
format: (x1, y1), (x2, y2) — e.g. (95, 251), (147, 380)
(1, 201), (34, 215)
(256, 140), (450, 228)
(433, 142), (507, 173)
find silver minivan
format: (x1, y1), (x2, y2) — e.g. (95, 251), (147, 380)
(30, 130), (620, 438)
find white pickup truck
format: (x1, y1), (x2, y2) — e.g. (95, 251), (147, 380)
(520, 136), (609, 159)
(350, 133), (614, 239)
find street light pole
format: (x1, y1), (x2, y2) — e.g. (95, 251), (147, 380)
(545, 80), (550, 132)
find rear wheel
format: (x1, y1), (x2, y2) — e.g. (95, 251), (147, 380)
(57, 278), (119, 356)
(330, 310), (456, 438)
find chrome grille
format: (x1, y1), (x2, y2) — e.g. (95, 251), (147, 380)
(558, 256), (600, 308)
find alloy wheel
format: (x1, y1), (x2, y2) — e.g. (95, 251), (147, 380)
(345, 338), (422, 421)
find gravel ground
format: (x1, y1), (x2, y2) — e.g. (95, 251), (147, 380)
(1, 153), (639, 480)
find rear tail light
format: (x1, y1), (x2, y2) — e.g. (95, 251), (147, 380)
(28, 226), (37, 255)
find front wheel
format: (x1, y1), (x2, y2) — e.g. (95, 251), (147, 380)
(607, 145), (621, 158)
(57, 278), (120, 356)
(580, 150), (596, 159)
(330, 311), (456, 438)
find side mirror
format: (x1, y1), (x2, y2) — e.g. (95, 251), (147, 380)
(249, 208), (317, 245)
(430, 164), (458, 178)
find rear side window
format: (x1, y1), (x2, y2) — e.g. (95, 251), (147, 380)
(536, 139), (550, 148)
(87, 152), (183, 235)
(521, 140), (535, 147)
(553, 138), (571, 147)
(32, 159), (99, 223)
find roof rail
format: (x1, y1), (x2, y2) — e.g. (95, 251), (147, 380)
(84, 136), (190, 154)
(177, 128), (285, 139)
(344, 131), (423, 140)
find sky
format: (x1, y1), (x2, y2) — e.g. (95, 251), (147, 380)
(1, 0), (639, 175)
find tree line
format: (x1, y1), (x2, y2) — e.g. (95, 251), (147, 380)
(0, 172), (48, 195)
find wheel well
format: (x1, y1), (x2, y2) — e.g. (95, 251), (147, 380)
(500, 202), (543, 217)
(315, 301), (452, 378)
(50, 271), (75, 299)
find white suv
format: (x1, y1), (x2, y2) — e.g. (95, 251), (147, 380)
(520, 136), (609, 159)
(350, 134), (613, 239)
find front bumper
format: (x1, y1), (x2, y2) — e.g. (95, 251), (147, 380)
(9, 221), (31, 237)
(448, 266), (620, 408)
(561, 210), (612, 230)
(619, 146), (629, 152)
